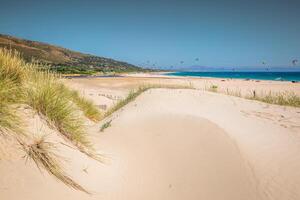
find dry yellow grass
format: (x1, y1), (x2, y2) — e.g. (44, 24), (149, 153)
(104, 84), (194, 119)
(203, 83), (300, 107)
(0, 48), (101, 191)
(19, 136), (89, 194)
(68, 90), (102, 122)
(0, 50), (25, 136)
(246, 91), (300, 107)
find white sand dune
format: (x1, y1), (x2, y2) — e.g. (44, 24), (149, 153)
(1, 79), (300, 200)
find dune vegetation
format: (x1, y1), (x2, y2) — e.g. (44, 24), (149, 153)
(68, 89), (102, 122)
(246, 91), (300, 107)
(0, 48), (102, 192)
(100, 120), (112, 132)
(205, 83), (300, 107)
(104, 84), (194, 119)
(19, 135), (90, 194)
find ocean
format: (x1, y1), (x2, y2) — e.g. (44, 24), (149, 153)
(165, 71), (300, 82)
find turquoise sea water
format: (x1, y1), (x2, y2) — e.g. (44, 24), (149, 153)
(165, 71), (300, 82)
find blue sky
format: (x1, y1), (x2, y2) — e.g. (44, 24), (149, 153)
(0, 0), (300, 69)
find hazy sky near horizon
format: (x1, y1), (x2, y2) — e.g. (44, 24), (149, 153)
(0, 0), (300, 69)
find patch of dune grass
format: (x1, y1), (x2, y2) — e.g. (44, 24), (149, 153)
(68, 90), (101, 122)
(25, 69), (102, 161)
(0, 49), (27, 84)
(0, 51), (24, 136)
(100, 120), (112, 132)
(206, 84), (218, 92)
(246, 91), (300, 107)
(25, 74), (91, 149)
(0, 49), (101, 155)
(203, 82), (300, 107)
(104, 84), (194, 118)
(225, 88), (242, 97)
(104, 86), (148, 118)
(19, 136), (89, 194)
(0, 48), (100, 191)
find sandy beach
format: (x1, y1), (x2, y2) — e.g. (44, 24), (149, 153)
(1, 74), (300, 200)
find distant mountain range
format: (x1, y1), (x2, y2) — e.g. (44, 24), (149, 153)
(0, 34), (142, 74)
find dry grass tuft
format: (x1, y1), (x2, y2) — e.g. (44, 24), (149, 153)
(104, 86), (147, 118)
(19, 136), (90, 194)
(203, 82), (300, 107)
(25, 74), (90, 147)
(246, 91), (300, 107)
(68, 90), (102, 122)
(104, 84), (193, 118)
(100, 120), (112, 132)
(225, 88), (242, 97)
(206, 84), (218, 92)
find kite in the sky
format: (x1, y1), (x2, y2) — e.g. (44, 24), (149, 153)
(262, 61), (269, 71)
(292, 59), (298, 66)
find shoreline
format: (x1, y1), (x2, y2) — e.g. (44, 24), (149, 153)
(122, 72), (300, 85)
(163, 71), (300, 82)
(62, 70), (300, 84)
